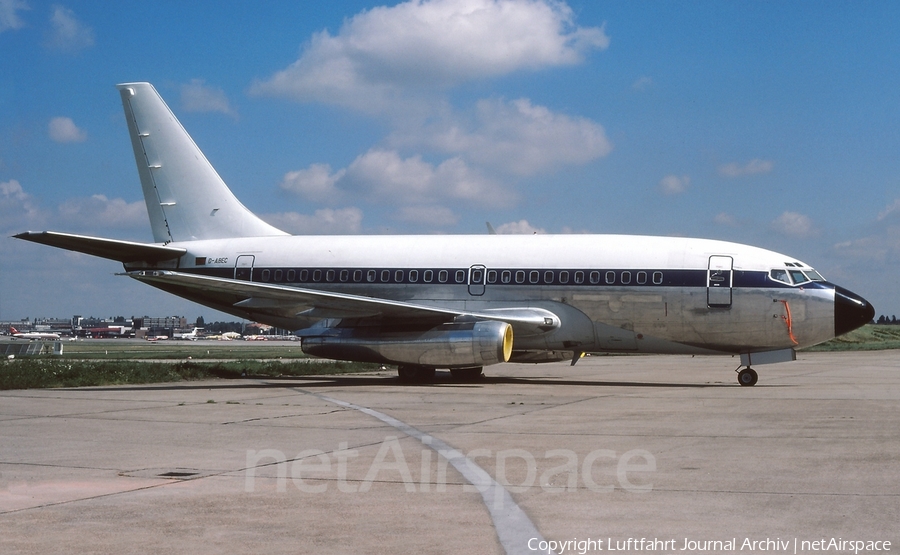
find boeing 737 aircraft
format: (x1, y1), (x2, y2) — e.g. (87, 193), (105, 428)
(15, 83), (875, 385)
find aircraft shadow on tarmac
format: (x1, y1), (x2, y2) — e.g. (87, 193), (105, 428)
(68, 372), (751, 393)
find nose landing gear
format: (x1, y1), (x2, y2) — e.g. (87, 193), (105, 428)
(736, 367), (759, 386)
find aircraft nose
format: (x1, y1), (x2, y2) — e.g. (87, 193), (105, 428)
(834, 286), (875, 337)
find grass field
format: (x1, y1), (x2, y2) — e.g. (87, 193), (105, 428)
(0, 339), (379, 390)
(56, 339), (311, 360)
(2, 326), (897, 390)
(803, 324), (900, 351)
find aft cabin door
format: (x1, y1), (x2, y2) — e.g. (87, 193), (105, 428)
(235, 255), (255, 281)
(707, 255), (733, 308)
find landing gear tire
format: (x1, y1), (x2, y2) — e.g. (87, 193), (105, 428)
(397, 365), (436, 383)
(450, 367), (483, 382)
(737, 368), (759, 387)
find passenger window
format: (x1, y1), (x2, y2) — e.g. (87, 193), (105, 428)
(312, 269), (322, 282)
(300, 269), (309, 281)
(326, 269), (336, 282)
(339, 270), (349, 282)
(367, 270), (376, 283)
(529, 271), (540, 284)
(590, 271), (600, 284)
(409, 270), (419, 282)
(515, 270), (525, 284)
(287, 269), (296, 282)
(652, 271), (663, 285)
(605, 271), (615, 284)
(353, 270), (362, 282)
(544, 271), (554, 283)
(501, 270), (511, 283)
(574, 271), (584, 284)
(455, 270), (466, 283)
(789, 270), (809, 284)
(559, 271), (569, 284)
(621, 271), (632, 285)
(424, 270), (433, 282)
(261, 269), (271, 282)
(439, 270), (449, 283)
(487, 270), (497, 283)
(381, 270), (390, 282)
(395, 270), (404, 282)
(637, 271), (647, 285)
(769, 269), (791, 284)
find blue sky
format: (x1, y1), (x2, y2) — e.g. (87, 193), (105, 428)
(2, 0), (899, 322)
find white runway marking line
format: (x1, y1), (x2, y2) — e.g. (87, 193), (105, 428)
(293, 387), (556, 555)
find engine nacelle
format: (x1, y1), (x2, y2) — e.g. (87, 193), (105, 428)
(301, 321), (513, 368)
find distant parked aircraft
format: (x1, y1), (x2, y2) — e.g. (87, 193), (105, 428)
(15, 83), (875, 385)
(9, 326), (61, 340)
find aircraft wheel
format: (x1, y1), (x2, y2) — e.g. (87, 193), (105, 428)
(450, 367), (483, 382)
(737, 368), (759, 387)
(397, 365), (436, 382)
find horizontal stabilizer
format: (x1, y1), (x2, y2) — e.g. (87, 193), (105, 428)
(14, 231), (186, 263)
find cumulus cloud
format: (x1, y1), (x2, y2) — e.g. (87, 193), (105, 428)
(44, 4), (94, 52)
(283, 148), (507, 208)
(714, 212), (739, 227)
(396, 205), (458, 226)
(0, 0), (29, 33)
(57, 194), (146, 228)
(877, 198), (900, 221)
(1, 179), (41, 228)
(632, 76), (653, 91)
(495, 219), (545, 234)
(659, 174), (689, 195)
(48, 116), (87, 143)
(770, 211), (816, 238)
(261, 207), (363, 234)
(251, 0), (609, 111)
(409, 97), (612, 175)
(180, 79), (237, 117)
(279, 163), (345, 202)
(718, 158), (774, 178)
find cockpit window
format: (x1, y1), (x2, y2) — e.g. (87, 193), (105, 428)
(805, 269), (825, 281)
(789, 270), (810, 285)
(769, 269), (791, 284)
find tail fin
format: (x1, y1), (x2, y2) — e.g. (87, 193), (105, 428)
(10, 327), (19, 334)
(117, 83), (287, 243)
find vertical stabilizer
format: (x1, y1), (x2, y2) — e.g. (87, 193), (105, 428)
(117, 82), (287, 242)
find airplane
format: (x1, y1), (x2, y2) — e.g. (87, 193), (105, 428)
(9, 326), (61, 340)
(15, 82), (875, 386)
(174, 327), (204, 340)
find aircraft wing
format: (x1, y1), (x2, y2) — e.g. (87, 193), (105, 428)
(127, 270), (560, 336)
(14, 231), (186, 263)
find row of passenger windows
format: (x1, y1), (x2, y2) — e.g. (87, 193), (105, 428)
(255, 267), (667, 286)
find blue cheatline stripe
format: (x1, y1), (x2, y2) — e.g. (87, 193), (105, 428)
(292, 387), (556, 555)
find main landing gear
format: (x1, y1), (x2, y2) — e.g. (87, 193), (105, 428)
(736, 367), (759, 387)
(397, 365), (483, 383)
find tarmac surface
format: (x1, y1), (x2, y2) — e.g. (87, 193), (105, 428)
(1, 351), (898, 554)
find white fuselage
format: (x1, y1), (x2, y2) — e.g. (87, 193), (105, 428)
(127, 233), (836, 356)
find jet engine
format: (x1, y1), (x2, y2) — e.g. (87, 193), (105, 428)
(301, 320), (513, 368)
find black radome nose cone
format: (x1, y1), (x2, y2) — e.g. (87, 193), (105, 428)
(834, 286), (875, 337)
